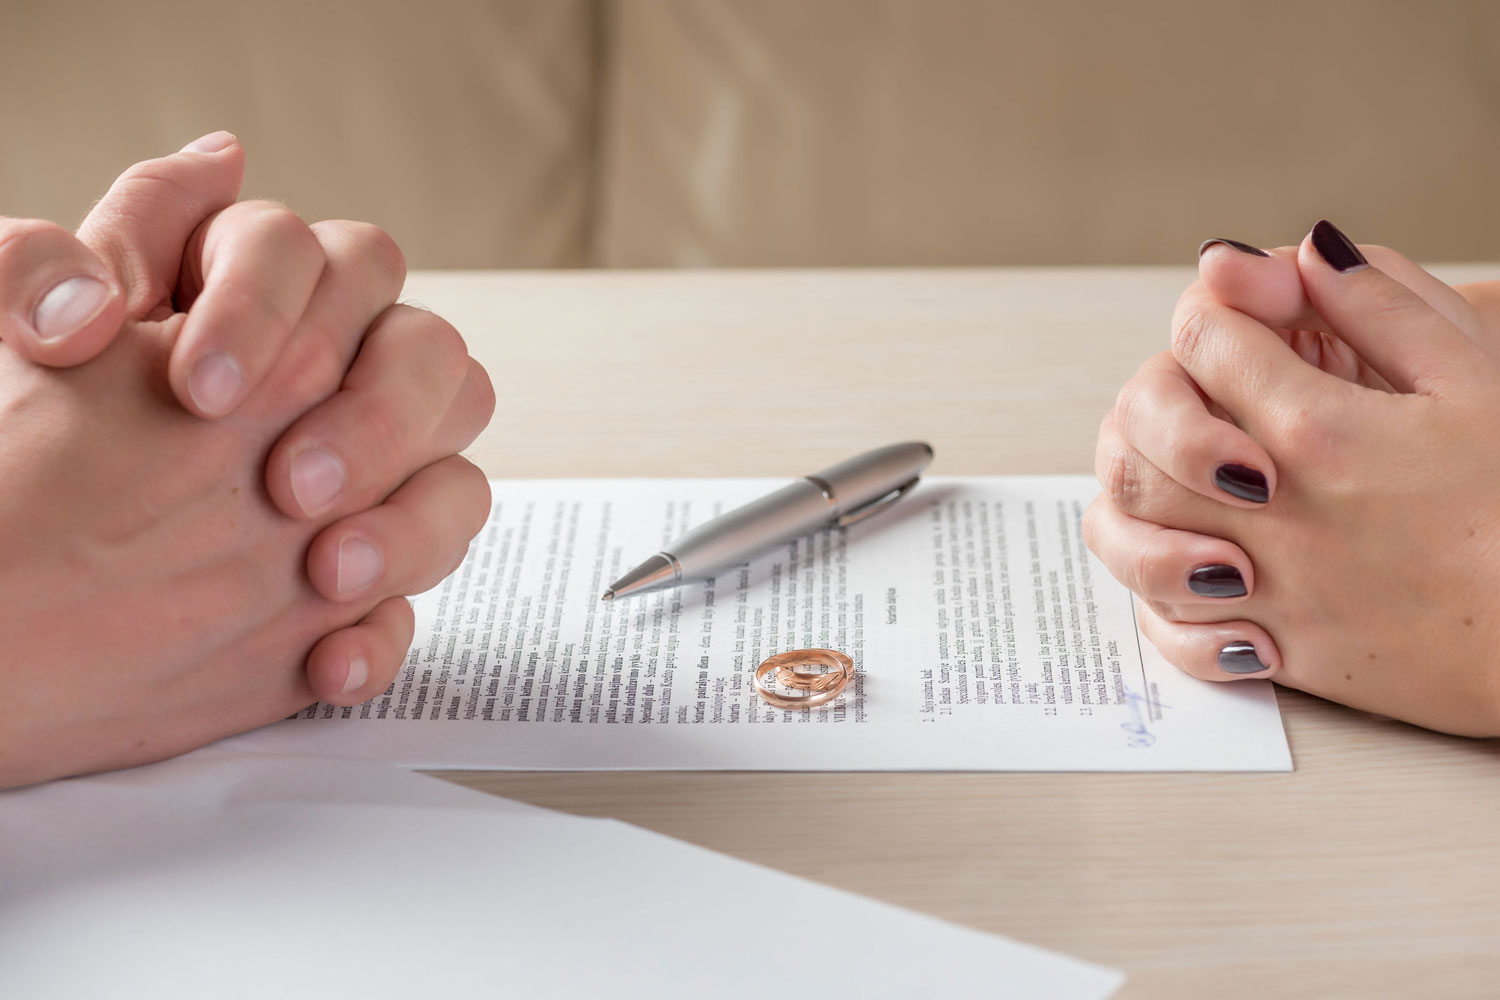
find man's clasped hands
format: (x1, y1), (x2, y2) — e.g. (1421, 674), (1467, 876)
(2, 135), (1494, 790)
(0, 133), (494, 787)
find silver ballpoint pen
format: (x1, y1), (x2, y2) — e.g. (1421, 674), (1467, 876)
(601, 441), (934, 601)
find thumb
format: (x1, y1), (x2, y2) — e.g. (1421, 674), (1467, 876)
(1198, 240), (1309, 333)
(1298, 219), (1484, 396)
(1200, 235), (1481, 343)
(0, 218), (124, 366)
(76, 131), (245, 319)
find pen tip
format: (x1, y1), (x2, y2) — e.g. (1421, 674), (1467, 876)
(601, 590), (614, 602)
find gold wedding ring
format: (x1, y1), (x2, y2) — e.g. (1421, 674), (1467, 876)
(754, 649), (854, 709)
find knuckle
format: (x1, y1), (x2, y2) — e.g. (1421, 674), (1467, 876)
(1263, 398), (1339, 465)
(455, 460), (493, 538)
(453, 358), (497, 433)
(363, 305), (471, 392)
(400, 459), (492, 583)
(1172, 627), (1203, 671)
(1360, 279), (1425, 326)
(375, 599), (418, 653)
(389, 594), (417, 633)
(1079, 499), (1103, 554)
(315, 220), (407, 290)
(1140, 596), (1180, 624)
(471, 467), (493, 516)
(1093, 440), (1114, 493)
(427, 315), (470, 379)
(1111, 380), (1149, 441)
(1170, 302), (1222, 371)
(1131, 542), (1170, 599)
(470, 360), (497, 423)
(1093, 411), (1119, 474)
(243, 201), (322, 262)
(270, 333), (344, 407)
(1094, 408), (1118, 454)
(1100, 445), (1147, 515)
(113, 158), (194, 202)
(356, 223), (407, 286)
(1266, 400), (1314, 443)
(394, 306), (471, 384)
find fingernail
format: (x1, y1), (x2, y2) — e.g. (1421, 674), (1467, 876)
(180, 130), (235, 154)
(1219, 641), (1269, 675)
(1213, 464), (1269, 503)
(1188, 564), (1247, 598)
(290, 447), (346, 515)
(337, 537), (383, 595)
(1310, 220), (1368, 273)
(32, 275), (112, 340)
(341, 652), (369, 695)
(1198, 238), (1270, 258)
(188, 352), (243, 416)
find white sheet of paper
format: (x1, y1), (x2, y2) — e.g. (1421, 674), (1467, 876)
(230, 476), (1290, 771)
(0, 749), (1124, 999)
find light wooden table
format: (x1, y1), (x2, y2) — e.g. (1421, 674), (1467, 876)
(407, 268), (1500, 1000)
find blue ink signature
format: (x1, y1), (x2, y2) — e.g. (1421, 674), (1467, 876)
(1120, 687), (1169, 749)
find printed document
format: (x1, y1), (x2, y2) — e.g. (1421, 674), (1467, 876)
(231, 477), (1291, 771)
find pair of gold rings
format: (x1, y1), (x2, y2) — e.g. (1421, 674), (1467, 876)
(753, 648), (854, 709)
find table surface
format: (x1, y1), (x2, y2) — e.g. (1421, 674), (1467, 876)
(405, 267), (1500, 1000)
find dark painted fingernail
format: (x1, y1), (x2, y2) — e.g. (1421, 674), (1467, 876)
(1310, 220), (1368, 273)
(1214, 463), (1269, 503)
(1219, 641), (1269, 675)
(1198, 238), (1270, 258)
(1188, 564), (1247, 598)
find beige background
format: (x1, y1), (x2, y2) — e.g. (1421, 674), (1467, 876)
(0, 1), (596, 267)
(2, 1), (1498, 267)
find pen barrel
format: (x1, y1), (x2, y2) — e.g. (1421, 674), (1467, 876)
(670, 480), (833, 578)
(813, 441), (931, 512)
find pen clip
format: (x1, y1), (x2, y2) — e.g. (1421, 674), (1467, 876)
(834, 476), (922, 528)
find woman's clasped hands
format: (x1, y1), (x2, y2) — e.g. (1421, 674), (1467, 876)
(1084, 221), (1500, 736)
